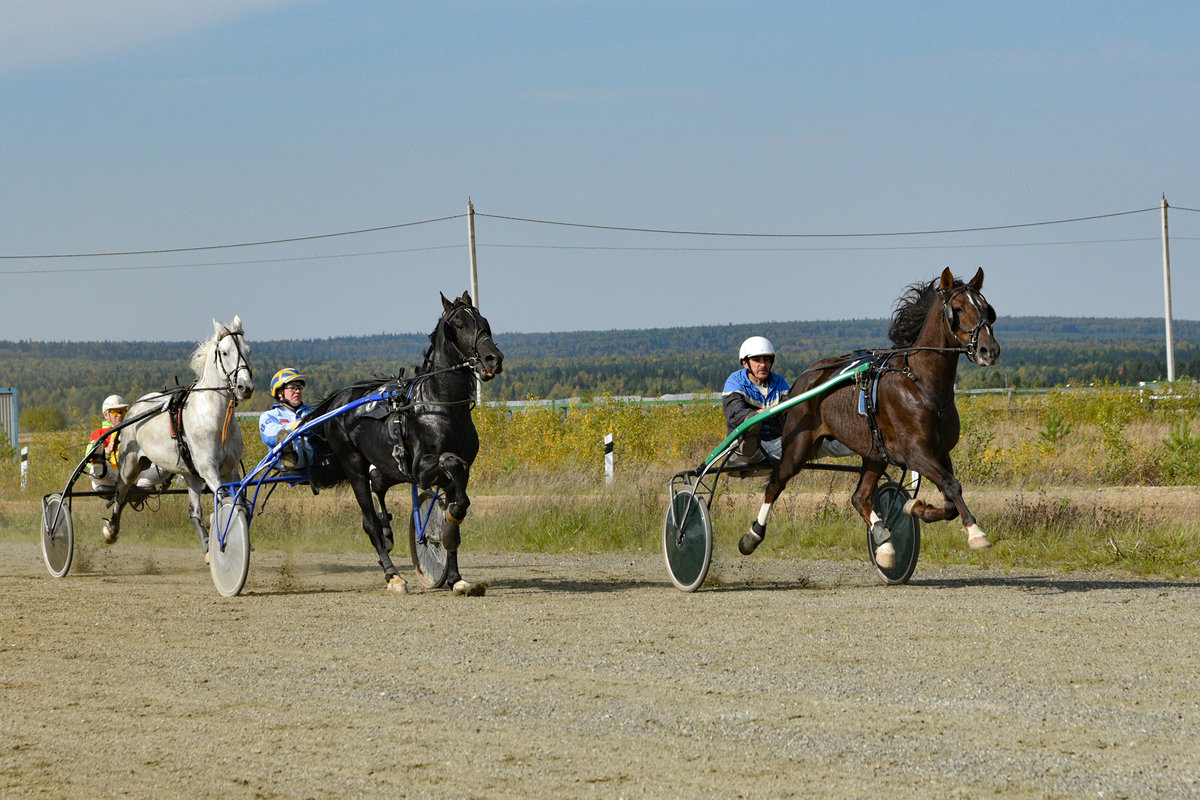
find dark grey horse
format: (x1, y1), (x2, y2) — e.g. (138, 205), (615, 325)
(307, 292), (503, 595)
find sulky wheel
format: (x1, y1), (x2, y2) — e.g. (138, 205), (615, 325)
(870, 480), (921, 584)
(409, 489), (450, 588)
(662, 488), (713, 592)
(210, 497), (251, 597)
(41, 493), (75, 578)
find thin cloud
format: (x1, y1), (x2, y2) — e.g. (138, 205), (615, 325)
(0, 0), (310, 74)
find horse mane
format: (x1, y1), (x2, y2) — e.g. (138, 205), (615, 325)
(888, 276), (961, 347)
(188, 318), (242, 377)
(188, 337), (213, 377)
(420, 295), (472, 371)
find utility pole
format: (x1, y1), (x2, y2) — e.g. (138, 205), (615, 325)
(468, 199), (482, 403)
(1162, 195), (1175, 383)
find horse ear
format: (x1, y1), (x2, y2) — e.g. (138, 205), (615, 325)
(939, 267), (955, 291)
(968, 267), (984, 290)
(441, 292), (452, 312)
(212, 318), (223, 336)
(230, 314), (243, 332)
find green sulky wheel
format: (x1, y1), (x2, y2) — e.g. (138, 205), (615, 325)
(870, 480), (921, 585)
(662, 488), (713, 592)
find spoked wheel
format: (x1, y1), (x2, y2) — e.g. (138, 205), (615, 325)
(210, 497), (250, 597)
(409, 489), (449, 588)
(870, 480), (921, 584)
(663, 488), (713, 592)
(41, 493), (74, 578)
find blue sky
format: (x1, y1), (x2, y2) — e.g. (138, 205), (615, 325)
(2, 1), (1197, 342)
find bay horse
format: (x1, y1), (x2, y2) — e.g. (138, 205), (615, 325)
(739, 268), (999, 567)
(307, 291), (504, 596)
(103, 317), (254, 557)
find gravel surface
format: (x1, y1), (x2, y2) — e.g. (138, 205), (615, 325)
(2, 539), (1200, 799)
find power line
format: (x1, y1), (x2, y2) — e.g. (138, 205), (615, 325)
(482, 235), (1195, 254)
(476, 207), (1161, 238)
(0, 245), (463, 276)
(0, 214), (467, 260)
(2, 206), (1192, 276)
(5, 236), (1196, 278)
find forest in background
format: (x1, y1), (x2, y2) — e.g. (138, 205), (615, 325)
(2, 316), (1198, 427)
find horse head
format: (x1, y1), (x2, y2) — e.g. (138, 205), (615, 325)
(212, 315), (255, 400)
(938, 268), (999, 366)
(438, 291), (504, 381)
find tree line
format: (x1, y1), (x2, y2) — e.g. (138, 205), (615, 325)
(2, 316), (1196, 428)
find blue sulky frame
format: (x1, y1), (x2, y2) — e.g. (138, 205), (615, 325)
(209, 387), (448, 597)
(663, 360), (921, 592)
(37, 386), (445, 598)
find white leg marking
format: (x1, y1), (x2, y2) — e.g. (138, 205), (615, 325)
(756, 502), (772, 527)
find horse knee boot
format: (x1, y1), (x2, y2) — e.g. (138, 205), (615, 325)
(377, 511), (394, 553)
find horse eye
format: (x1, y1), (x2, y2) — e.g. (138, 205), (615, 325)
(986, 306), (996, 324)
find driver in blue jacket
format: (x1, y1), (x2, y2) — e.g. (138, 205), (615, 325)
(722, 336), (790, 464)
(259, 367), (315, 470)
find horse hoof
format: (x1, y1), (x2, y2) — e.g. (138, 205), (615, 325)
(101, 523), (118, 545)
(452, 580), (486, 597)
(738, 529), (763, 556)
(386, 576), (408, 596)
(968, 534), (992, 550)
(874, 541), (896, 569)
(903, 498), (919, 516)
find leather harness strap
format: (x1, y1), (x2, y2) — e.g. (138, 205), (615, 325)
(167, 385), (198, 476)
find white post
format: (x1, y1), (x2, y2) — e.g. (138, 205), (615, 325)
(1161, 195), (1176, 383)
(468, 199), (482, 404)
(604, 433), (614, 484)
(20, 446), (28, 490)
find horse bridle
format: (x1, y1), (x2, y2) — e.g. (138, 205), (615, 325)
(940, 286), (994, 365)
(438, 302), (495, 373)
(213, 328), (253, 398)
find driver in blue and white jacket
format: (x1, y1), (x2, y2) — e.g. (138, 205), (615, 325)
(259, 367), (315, 470)
(722, 336), (790, 463)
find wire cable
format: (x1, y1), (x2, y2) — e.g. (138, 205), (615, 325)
(0, 245), (463, 276)
(475, 207), (1161, 238)
(0, 214), (467, 260)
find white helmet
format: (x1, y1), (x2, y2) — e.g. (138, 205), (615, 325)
(739, 336), (776, 362)
(102, 394), (130, 412)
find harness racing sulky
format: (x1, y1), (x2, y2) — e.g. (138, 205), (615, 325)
(41, 294), (503, 599)
(664, 268), (1000, 591)
(41, 317), (255, 590)
(213, 291), (503, 597)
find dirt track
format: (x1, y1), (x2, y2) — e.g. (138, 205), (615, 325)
(2, 539), (1200, 799)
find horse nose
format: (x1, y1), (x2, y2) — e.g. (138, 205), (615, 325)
(482, 350), (503, 377)
(977, 341), (1000, 366)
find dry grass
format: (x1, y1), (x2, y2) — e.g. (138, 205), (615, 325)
(4, 389), (1200, 577)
